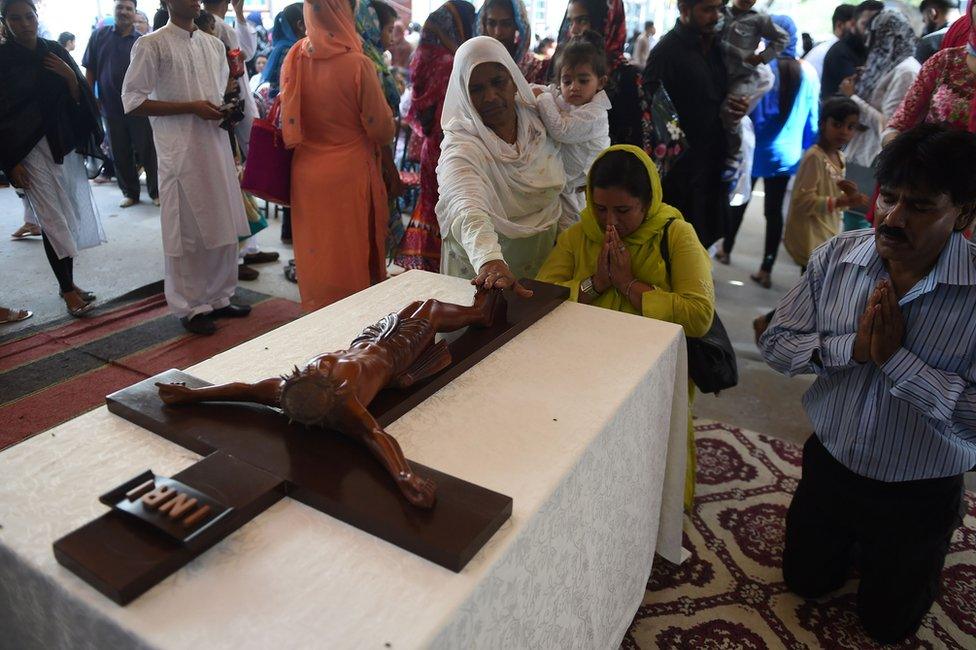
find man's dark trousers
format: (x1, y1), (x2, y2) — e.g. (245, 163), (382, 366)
(783, 434), (964, 644)
(106, 114), (159, 201)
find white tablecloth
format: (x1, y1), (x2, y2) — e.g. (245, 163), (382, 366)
(0, 270), (688, 649)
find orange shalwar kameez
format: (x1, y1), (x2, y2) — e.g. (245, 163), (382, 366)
(280, 0), (395, 312)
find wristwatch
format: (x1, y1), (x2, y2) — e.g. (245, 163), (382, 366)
(580, 275), (601, 299)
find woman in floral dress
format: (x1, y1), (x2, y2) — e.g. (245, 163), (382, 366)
(886, 1), (976, 137)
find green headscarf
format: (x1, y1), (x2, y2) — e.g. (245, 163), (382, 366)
(581, 144), (685, 247)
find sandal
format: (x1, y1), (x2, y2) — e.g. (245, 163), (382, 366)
(284, 259), (297, 284)
(750, 272), (772, 289)
(62, 291), (95, 318)
(73, 286), (96, 303)
(0, 308), (33, 325)
(11, 223), (41, 239)
(714, 250), (730, 265)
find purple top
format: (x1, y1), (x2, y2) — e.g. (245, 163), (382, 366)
(82, 25), (141, 119)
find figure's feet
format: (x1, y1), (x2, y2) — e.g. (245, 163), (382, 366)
(119, 197), (138, 208)
(714, 250), (730, 265)
(156, 381), (195, 405)
(397, 471), (437, 509)
(473, 287), (502, 328)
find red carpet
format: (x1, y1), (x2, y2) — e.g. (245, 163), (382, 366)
(625, 421), (976, 649)
(0, 286), (302, 450)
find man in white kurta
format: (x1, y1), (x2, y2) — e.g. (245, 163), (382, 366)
(121, 17), (250, 334)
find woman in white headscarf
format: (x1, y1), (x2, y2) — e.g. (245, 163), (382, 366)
(436, 36), (565, 296)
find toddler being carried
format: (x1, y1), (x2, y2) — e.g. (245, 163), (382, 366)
(533, 31), (611, 229)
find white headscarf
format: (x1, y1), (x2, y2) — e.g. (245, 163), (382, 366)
(436, 36), (565, 240)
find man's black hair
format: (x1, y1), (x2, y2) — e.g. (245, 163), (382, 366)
(832, 4), (855, 27)
(644, 20), (653, 29)
(372, 0), (398, 29)
(820, 96), (860, 125)
(57, 31), (74, 46)
(919, 0), (955, 13)
(876, 124), (976, 208)
(854, 0), (885, 18)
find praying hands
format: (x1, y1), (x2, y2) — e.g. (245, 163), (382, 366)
(853, 280), (905, 366)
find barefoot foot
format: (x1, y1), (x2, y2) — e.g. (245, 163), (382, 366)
(397, 471), (437, 508)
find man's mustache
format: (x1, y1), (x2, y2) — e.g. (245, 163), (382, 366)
(878, 224), (908, 241)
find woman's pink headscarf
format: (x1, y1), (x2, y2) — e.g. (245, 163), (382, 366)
(942, 0), (974, 50)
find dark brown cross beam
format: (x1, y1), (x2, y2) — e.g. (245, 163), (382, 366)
(53, 280), (568, 605)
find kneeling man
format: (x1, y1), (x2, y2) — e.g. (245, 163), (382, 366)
(760, 124), (976, 644)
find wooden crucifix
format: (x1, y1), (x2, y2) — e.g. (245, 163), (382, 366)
(53, 280), (568, 605)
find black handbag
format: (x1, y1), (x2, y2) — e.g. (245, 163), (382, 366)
(660, 219), (738, 394)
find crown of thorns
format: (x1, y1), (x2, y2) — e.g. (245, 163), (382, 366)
(279, 366), (343, 428)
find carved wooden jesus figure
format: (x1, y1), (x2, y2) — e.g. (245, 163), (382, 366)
(156, 290), (502, 509)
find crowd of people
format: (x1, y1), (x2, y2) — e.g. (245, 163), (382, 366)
(2, 0), (976, 643)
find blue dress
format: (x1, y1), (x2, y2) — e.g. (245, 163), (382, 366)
(750, 15), (820, 179)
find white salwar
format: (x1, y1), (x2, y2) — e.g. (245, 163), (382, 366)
(21, 140), (105, 259)
(122, 23), (249, 319)
(534, 86), (610, 228)
(436, 37), (565, 279)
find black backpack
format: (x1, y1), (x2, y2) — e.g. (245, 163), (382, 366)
(660, 219), (738, 394)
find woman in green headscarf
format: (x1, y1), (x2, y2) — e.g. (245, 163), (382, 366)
(537, 145), (714, 509)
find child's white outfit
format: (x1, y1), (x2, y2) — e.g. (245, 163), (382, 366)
(534, 86), (611, 229)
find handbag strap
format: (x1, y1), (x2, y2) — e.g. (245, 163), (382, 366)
(268, 96), (282, 127)
(659, 217), (677, 281)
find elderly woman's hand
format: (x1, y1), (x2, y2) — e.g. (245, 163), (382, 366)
(473, 260), (534, 298)
(606, 226), (634, 289)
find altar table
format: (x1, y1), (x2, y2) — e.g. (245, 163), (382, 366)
(0, 270), (688, 649)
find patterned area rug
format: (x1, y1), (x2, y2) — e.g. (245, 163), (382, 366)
(624, 421), (976, 649)
(0, 283), (302, 450)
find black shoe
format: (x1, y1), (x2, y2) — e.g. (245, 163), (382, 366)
(243, 251), (280, 264)
(212, 304), (252, 318)
(181, 314), (216, 335)
(238, 263), (259, 281)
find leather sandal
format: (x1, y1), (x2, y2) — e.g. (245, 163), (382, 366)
(62, 291), (94, 318)
(0, 308), (33, 324)
(11, 223), (41, 239)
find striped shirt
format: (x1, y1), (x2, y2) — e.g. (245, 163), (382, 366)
(760, 229), (976, 481)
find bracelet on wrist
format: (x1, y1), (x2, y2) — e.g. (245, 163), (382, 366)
(624, 278), (638, 301)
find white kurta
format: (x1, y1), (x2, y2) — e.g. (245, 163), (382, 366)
(121, 23), (249, 317)
(212, 16), (257, 156)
